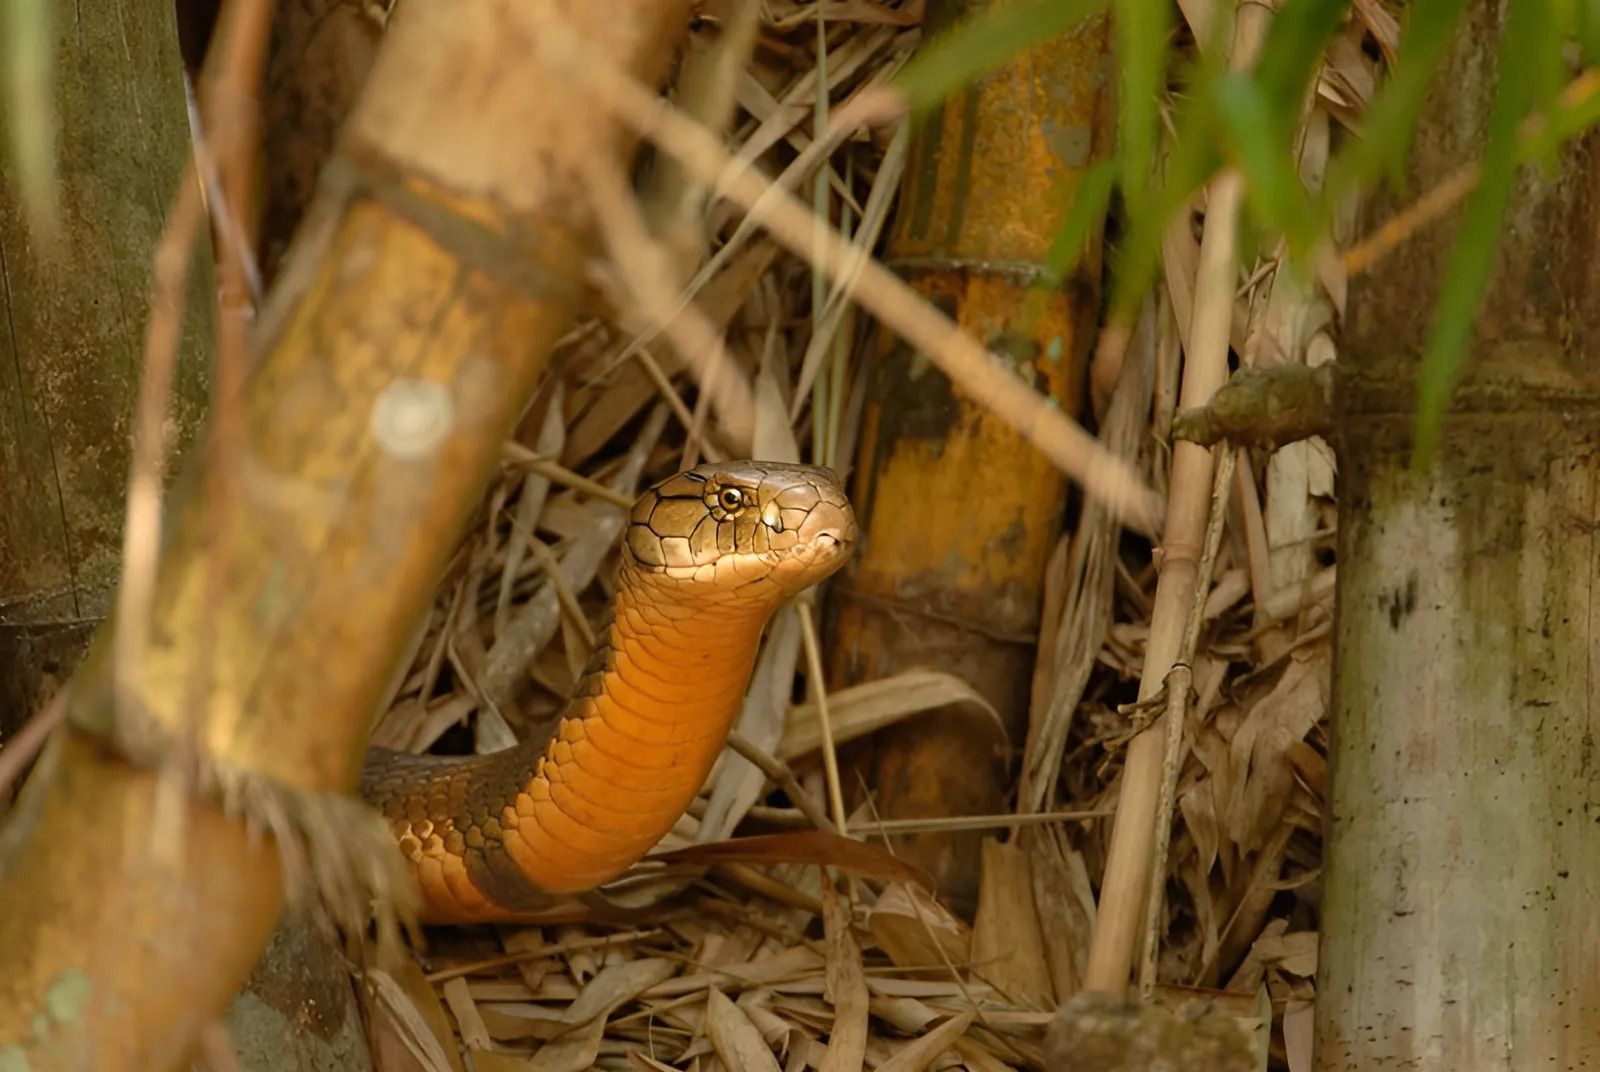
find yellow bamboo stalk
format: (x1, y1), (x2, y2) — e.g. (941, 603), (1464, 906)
(0, 1), (693, 1066)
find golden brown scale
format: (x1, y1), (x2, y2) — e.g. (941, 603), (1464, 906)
(361, 461), (856, 923)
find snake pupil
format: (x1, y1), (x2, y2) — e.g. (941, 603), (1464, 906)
(719, 488), (743, 510)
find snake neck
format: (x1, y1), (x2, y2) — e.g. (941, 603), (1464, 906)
(361, 560), (784, 918)
(563, 562), (775, 729)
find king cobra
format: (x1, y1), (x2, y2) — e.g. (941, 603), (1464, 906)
(360, 461), (856, 923)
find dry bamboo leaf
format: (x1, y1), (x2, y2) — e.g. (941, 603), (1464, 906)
(558, 957), (678, 1028)
(642, 0), (762, 251)
(1251, 929), (1318, 978)
(467, 981), (536, 1001)
(1225, 652), (1328, 852)
(1180, 832), (1225, 975)
(733, 26), (896, 163)
(1226, 826), (1297, 978)
(364, 965), (463, 1072)
(778, 669), (1003, 760)
(876, 1009), (975, 1072)
(471, 1053), (541, 1072)
(1022, 825), (1096, 1001)
(476, 1003), (569, 1042)
(722, 945), (828, 985)
(1181, 755), (1223, 858)
(1283, 999), (1314, 1072)
(970, 839), (1054, 1009)
(482, 407), (666, 709)
(501, 928), (556, 992)
(1266, 440), (1322, 592)
(790, 120), (908, 413)
(952, 1035), (1020, 1072)
(1354, 0), (1399, 58)
(529, 1014), (609, 1072)
(865, 979), (997, 1001)
(868, 996), (943, 1035)
(698, 924), (764, 971)
(642, 947), (827, 1001)
(569, 238), (781, 469)
(818, 882), (868, 1072)
(705, 987), (783, 1072)
(499, 385), (566, 637)
(736, 990), (792, 1047)
(867, 882), (970, 969)
(442, 976), (493, 1051)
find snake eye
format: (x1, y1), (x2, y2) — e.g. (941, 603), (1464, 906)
(717, 487), (745, 511)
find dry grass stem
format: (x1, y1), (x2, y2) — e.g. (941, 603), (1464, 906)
(797, 599), (848, 832)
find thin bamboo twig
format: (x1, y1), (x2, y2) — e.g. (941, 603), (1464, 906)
(500, 443), (638, 508)
(539, 19), (1164, 535)
(1083, 0), (1272, 994)
(524, 537), (597, 650)
(113, 164), (204, 726)
(796, 598), (847, 834)
(726, 729), (838, 834)
(1138, 445), (1234, 996)
(852, 809), (1113, 836)
(424, 927), (667, 983)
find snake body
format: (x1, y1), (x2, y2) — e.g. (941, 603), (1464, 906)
(361, 461), (856, 922)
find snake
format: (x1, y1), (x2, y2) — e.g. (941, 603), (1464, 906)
(360, 461), (857, 923)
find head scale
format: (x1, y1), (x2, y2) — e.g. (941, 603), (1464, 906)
(624, 461), (856, 598)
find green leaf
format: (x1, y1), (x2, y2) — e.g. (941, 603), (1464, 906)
(1518, 73), (1600, 166)
(1254, 0), (1352, 121)
(1106, 90), (1223, 321)
(1580, 0), (1600, 66)
(1114, 0), (1170, 203)
(892, 0), (1111, 116)
(1211, 72), (1320, 257)
(2, 0), (58, 240)
(1039, 158), (1118, 289)
(1412, 1), (1560, 464)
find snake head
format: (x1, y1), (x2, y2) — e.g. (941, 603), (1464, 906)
(624, 460), (856, 599)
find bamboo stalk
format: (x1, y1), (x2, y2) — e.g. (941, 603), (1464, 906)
(0, 2), (694, 1065)
(1081, 1), (1273, 993)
